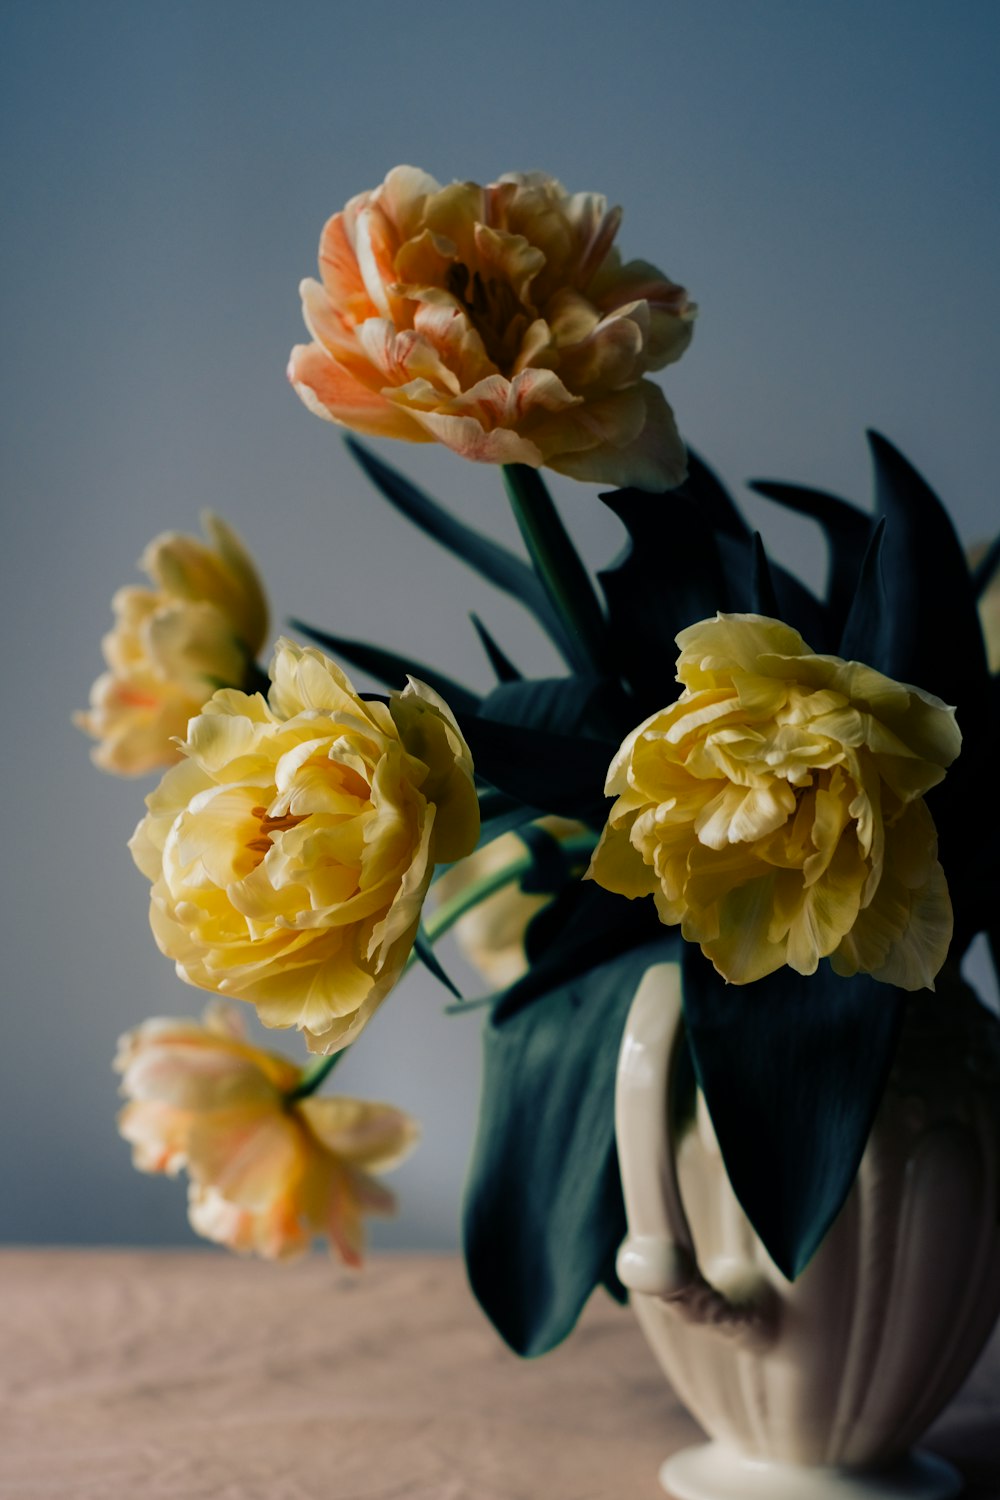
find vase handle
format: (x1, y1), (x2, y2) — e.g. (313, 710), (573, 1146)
(614, 962), (777, 1344)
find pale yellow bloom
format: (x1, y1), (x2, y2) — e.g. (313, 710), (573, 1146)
(433, 818), (588, 987)
(289, 166), (695, 491)
(589, 614), (961, 991)
(76, 514), (269, 776)
(115, 1003), (418, 1264)
(130, 639), (480, 1052)
(969, 541), (1000, 673)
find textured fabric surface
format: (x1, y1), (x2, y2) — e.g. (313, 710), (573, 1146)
(0, 1250), (996, 1498)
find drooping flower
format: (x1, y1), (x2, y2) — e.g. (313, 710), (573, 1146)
(115, 1003), (418, 1264)
(129, 639), (480, 1052)
(432, 817), (589, 987)
(75, 513), (269, 776)
(588, 614), (961, 990)
(288, 166), (695, 491)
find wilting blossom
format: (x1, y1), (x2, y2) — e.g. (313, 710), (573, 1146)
(116, 1002), (418, 1263)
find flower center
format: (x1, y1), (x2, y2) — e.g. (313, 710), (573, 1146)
(246, 805), (308, 860)
(445, 261), (529, 372)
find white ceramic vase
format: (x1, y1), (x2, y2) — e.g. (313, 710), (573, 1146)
(615, 963), (1000, 1500)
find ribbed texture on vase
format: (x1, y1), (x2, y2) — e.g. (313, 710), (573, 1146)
(629, 989), (1000, 1467)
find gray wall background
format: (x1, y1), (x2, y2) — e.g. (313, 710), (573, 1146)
(2, 0), (998, 1249)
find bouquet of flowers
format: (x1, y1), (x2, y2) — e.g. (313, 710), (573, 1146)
(78, 166), (999, 1359)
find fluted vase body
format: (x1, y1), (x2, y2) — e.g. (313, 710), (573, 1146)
(615, 964), (1000, 1499)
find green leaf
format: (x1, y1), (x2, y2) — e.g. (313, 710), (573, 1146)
(864, 432), (993, 955)
(473, 791), (548, 846)
(478, 675), (628, 742)
(455, 711), (616, 826)
(470, 612), (521, 683)
(599, 484), (826, 718)
(412, 926), (463, 1001)
(751, 533), (780, 616)
(675, 456), (830, 645)
(717, 531), (828, 648)
(864, 432), (988, 709)
(598, 488), (732, 716)
(345, 438), (572, 659)
(680, 947), (905, 1280)
(676, 448), (748, 538)
(749, 479), (873, 632)
(464, 935), (677, 1356)
(502, 464), (612, 674)
(837, 518), (887, 663)
(289, 619), (481, 716)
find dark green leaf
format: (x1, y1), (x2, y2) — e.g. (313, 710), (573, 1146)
(289, 619), (481, 716)
(864, 433), (993, 955)
(837, 519), (887, 663)
(472, 791), (548, 846)
(479, 675), (628, 742)
(502, 464), (612, 674)
(751, 533), (780, 616)
(469, 612), (521, 683)
(345, 438), (572, 658)
(598, 489), (732, 715)
(515, 823), (582, 895)
(455, 711), (615, 825)
(413, 927), (463, 1001)
(681, 947), (905, 1280)
(676, 449), (749, 538)
(749, 480), (873, 631)
(865, 432), (988, 708)
(513, 879), (665, 1005)
(464, 935), (676, 1356)
(716, 531), (828, 649)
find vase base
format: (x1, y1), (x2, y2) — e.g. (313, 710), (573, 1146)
(660, 1444), (963, 1500)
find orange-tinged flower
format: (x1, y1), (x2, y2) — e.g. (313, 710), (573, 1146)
(115, 1002), (418, 1264)
(75, 513), (269, 776)
(129, 638), (480, 1053)
(589, 614), (961, 991)
(289, 167), (695, 491)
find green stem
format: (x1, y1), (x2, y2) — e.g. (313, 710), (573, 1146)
(410, 831), (597, 990)
(502, 464), (612, 676)
(287, 1047), (345, 1103)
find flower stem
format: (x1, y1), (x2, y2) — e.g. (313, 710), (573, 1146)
(502, 464), (612, 676)
(286, 1047), (345, 1102)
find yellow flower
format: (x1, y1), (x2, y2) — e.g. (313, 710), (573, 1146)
(433, 818), (588, 987)
(969, 541), (1000, 673)
(288, 166), (695, 491)
(115, 1003), (418, 1264)
(75, 513), (269, 776)
(129, 638), (480, 1052)
(588, 614), (961, 991)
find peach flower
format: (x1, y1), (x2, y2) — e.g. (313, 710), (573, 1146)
(289, 167), (695, 490)
(76, 513), (268, 776)
(115, 1002), (418, 1264)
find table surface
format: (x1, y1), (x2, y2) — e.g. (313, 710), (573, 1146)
(1, 1250), (998, 1500)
